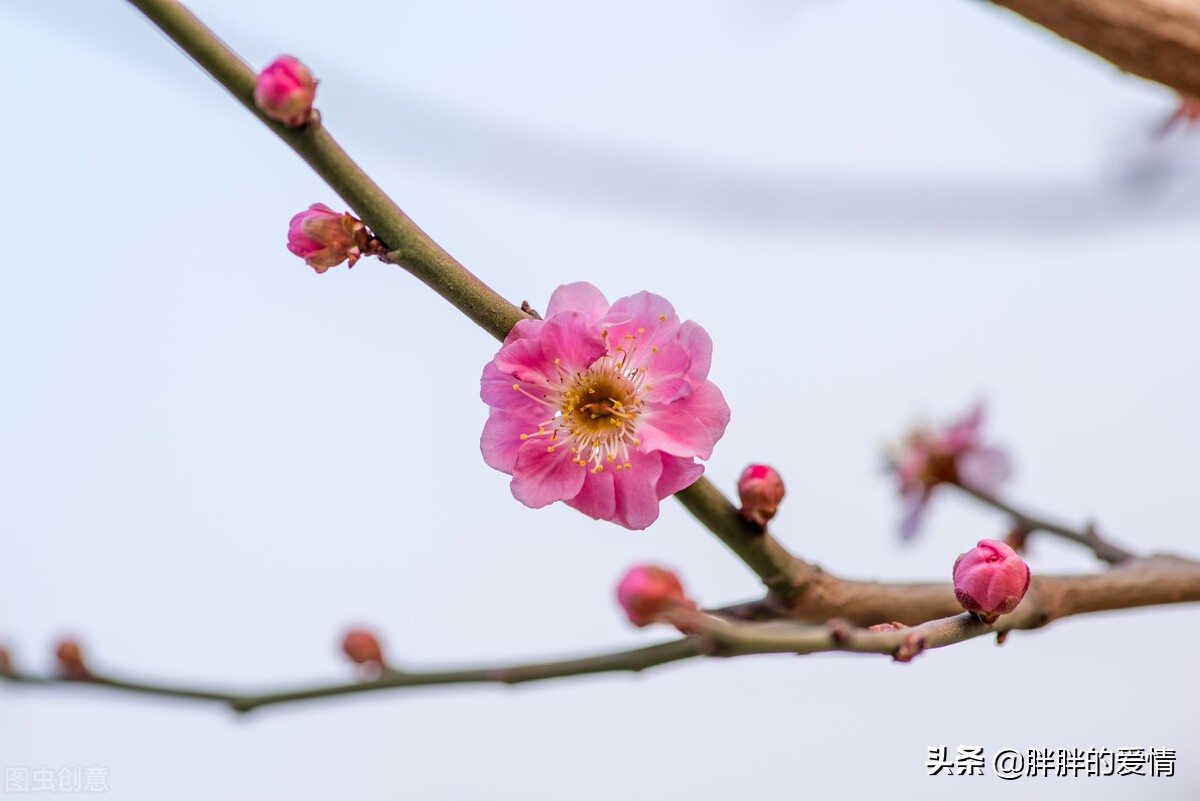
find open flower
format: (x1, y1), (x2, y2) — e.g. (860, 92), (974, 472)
(480, 282), (730, 530)
(891, 403), (1010, 539)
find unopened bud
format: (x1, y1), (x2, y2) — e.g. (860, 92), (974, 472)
(867, 621), (907, 633)
(287, 203), (367, 272)
(55, 639), (89, 680)
(0, 647), (12, 676)
(616, 565), (695, 628)
(952, 539), (1031, 624)
(254, 56), (317, 127)
(341, 629), (385, 667)
(737, 464), (785, 527)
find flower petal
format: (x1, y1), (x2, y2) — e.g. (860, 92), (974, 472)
(640, 340), (693, 405)
(899, 488), (928, 540)
(492, 336), (558, 385)
(612, 449), (664, 529)
(656, 455), (705, 498)
(545, 282), (610, 323)
(540, 311), (608, 374)
(637, 381), (730, 460)
(480, 362), (541, 410)
(510, 441), (587, 508)
(677, 320), (713, 382)
(957, 446), (1012, 494)
(601, 291), (681, 350)
(566, 468), (617, 522)
(480, 409), (541, 473)
(502, 317), (545, 346)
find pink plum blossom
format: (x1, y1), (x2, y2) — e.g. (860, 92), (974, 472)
(480, 282), (730, 530)
(253, 56), (317, 127)
(952, 539), (1031, 624)
(616, 565), (695, 627)
(737, 464), (785, 527)
(287, 203), (366, 272)
(892, 403), (1010, 540)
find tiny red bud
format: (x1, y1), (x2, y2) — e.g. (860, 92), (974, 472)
(737, 464), (785, 527)
(55, 639), (89, 680)
(342, 630), (385, 667)
(287, 203), (366, 272)
(616, 566), (695, 628)
(952, 539), (1031, 624)
(254, 56), (317, 127)
(893, 632), (926, 663)
(867, 621), (907, 633)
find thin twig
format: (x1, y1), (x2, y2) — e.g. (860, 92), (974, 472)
(125, 0), (529, 342)
(950, 482), (1137, 565)
(6, 554), (1200, 712)
(673, 477), (812, 600)
(0, 615), (998, 713)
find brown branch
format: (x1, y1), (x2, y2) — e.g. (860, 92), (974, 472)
(766, 554), (1200, 628)
(992, 0), (1200, 97)
(5, 555), (1198, 711)
(673, 477), (811, 600)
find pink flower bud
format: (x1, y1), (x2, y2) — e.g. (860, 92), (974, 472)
(253, 56), (317, 127)
(55, 639), (89, 680)
(287, 203), (366, 273)
(341, 630), (385, 666)
(952, 539), (1031, 624)
(737, 464), (785, 527)
(616, 565), (695, 627)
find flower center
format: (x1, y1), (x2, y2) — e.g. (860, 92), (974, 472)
(516, 354), (646, 473)
(512, 317), (673, 473)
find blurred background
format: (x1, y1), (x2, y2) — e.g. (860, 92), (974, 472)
(1, 1), (1197, 799)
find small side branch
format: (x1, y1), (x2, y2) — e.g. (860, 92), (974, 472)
(125, 0), (529, 342)
(6, 554), (1198, 712)
(950, 482), (1136, 565)
(673, 477), (812, 600)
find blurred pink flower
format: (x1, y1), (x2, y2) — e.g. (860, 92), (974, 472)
(952, 539), (1031, 624)
(1161, 94), (1200, 135)
(616, 565), (694, 627)
(287, 203), (366, 273)
(892, 403), (1010, 539)
(480, 282), (730, 529)
(253, 55), (317, 127)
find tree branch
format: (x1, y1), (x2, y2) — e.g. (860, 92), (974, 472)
(992, 0), (1200, 97)
(766, 554), (1200, 627)
(5, 554), (1198, 711)
(125, 0), (529, 342)
(673, 477), (811, 600)
(950, 481), (1137, 565)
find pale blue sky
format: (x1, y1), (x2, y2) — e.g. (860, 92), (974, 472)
(2, 2), (1198, 799)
